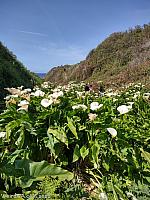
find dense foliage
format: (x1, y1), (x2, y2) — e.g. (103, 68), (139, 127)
(45, 23), (150, 87)
(0, 81), (150, 199)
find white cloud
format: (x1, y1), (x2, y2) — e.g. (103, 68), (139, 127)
(17, 30), (48, 37)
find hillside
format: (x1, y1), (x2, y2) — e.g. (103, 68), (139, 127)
(0, 42), (41, 109)
(45, 24), (150, 88)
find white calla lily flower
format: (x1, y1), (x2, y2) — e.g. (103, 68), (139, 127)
(99, 192), (108, 200)
(0, 132), (6, 138)
(72, 104), (87, 110)
(143, 93), (150, 100)
(90, 102), (103, 111)
(117, 105), (131, 114)
(107, 128), (117, 138)
(51, 91), (64, 99)
(127, 102), (134, 108)
(18, 100), (29, 111)
(88, 113), (97, 121)
(34, 90), (45, 97)
(17, 104), (29, 111)
(41, 98), (53, 108)
(18, 100), (29, 107)
(105, 92), (117, 97)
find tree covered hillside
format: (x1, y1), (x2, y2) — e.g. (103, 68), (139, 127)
(45, 24), (150, 87)
(0, 42), (41, 101)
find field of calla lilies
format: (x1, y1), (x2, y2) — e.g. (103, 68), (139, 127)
(0, 81), (150, 200)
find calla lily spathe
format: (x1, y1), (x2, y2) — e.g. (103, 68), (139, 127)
(90, 102), (103, 111)
(107, 128), (117, 138)
(72, 104), (87, 110)
(117, 105), (131, 114)
(41, 99), (53, 108)
(18, 100), (29, 107)
(34, 90), (45, 97)
(88, 113), (97, 121)
(0, 132), (6, 138)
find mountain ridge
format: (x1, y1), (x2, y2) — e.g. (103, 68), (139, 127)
(45, 23), (150, 88)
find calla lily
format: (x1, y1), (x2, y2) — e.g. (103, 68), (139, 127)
(88, 113), (97, 121)
(99, 192), (108, 200)
(5, 95), (18, 101)
(90, 102), (103, 111)
(5, 87), (21, 95)
(107, 128), (117, 138)
(127, 102), (134, 109)
(105, 92), (117, 97)
(34, 90), (45, 97)
(143, 93), (150, 100)
(41, 98), (53, 108)
(117, 105), (131, 114)
(72, 104), (87, 110)
(18, 100), (29, 107)
(76, 91), (83, 97)
(17, 104), (29, 111)
(18, 100), (29, 111)
(51, 91), (63, 99)
(0, 132), (6, 138)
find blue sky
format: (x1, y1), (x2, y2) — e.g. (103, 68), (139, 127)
(0, 0), (150, 73)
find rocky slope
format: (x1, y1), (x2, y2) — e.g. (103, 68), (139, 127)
(45, 24), (150, 88)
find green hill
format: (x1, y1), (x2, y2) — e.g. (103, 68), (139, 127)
(45, 23), (150, 88)
(0, 42), (41, 106)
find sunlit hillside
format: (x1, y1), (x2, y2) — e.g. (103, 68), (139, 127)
(45, 24), (150, 88)
(0, 42), (41, 103)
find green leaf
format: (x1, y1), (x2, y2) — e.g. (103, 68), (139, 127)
(80, 146), (89, 160)
(44, 135), (55, 155)
(5, 119), (21, 141)
(114, 185), (128, 200)
(5, 198), (24, 200)
(111, 181), (119, 200)
(140, 148), (150, 164)
(73, 144), (80, 162)
(23, 121), (37, 136)
(67, 117), (78, 139)
(15, 159), (73, 188)
(15, 128), (25, 149)
(9, 149), (25, 164)
(91, 141), (100, 168)
(103, 162), (109, 171)
(48, 128), (68, 146)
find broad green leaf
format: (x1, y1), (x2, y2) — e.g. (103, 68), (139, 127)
(73, 144), (80, 162)
(23, 121), (37, 136)
(67, 117), (78, 139)
(44, 135), (55, 155)
(9, 150), (25, 164)
(18, 178), (34, 189)
(140, 148), (150, 164)
(48, 128), (68, 146)
(91, 141), (100, 168)
(80, 146), (89, 160)
(15, 160), (73, 188)
(5, 119), (21, 141)
(15, 128), (25, 149)
(145, 176), (150, 183)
